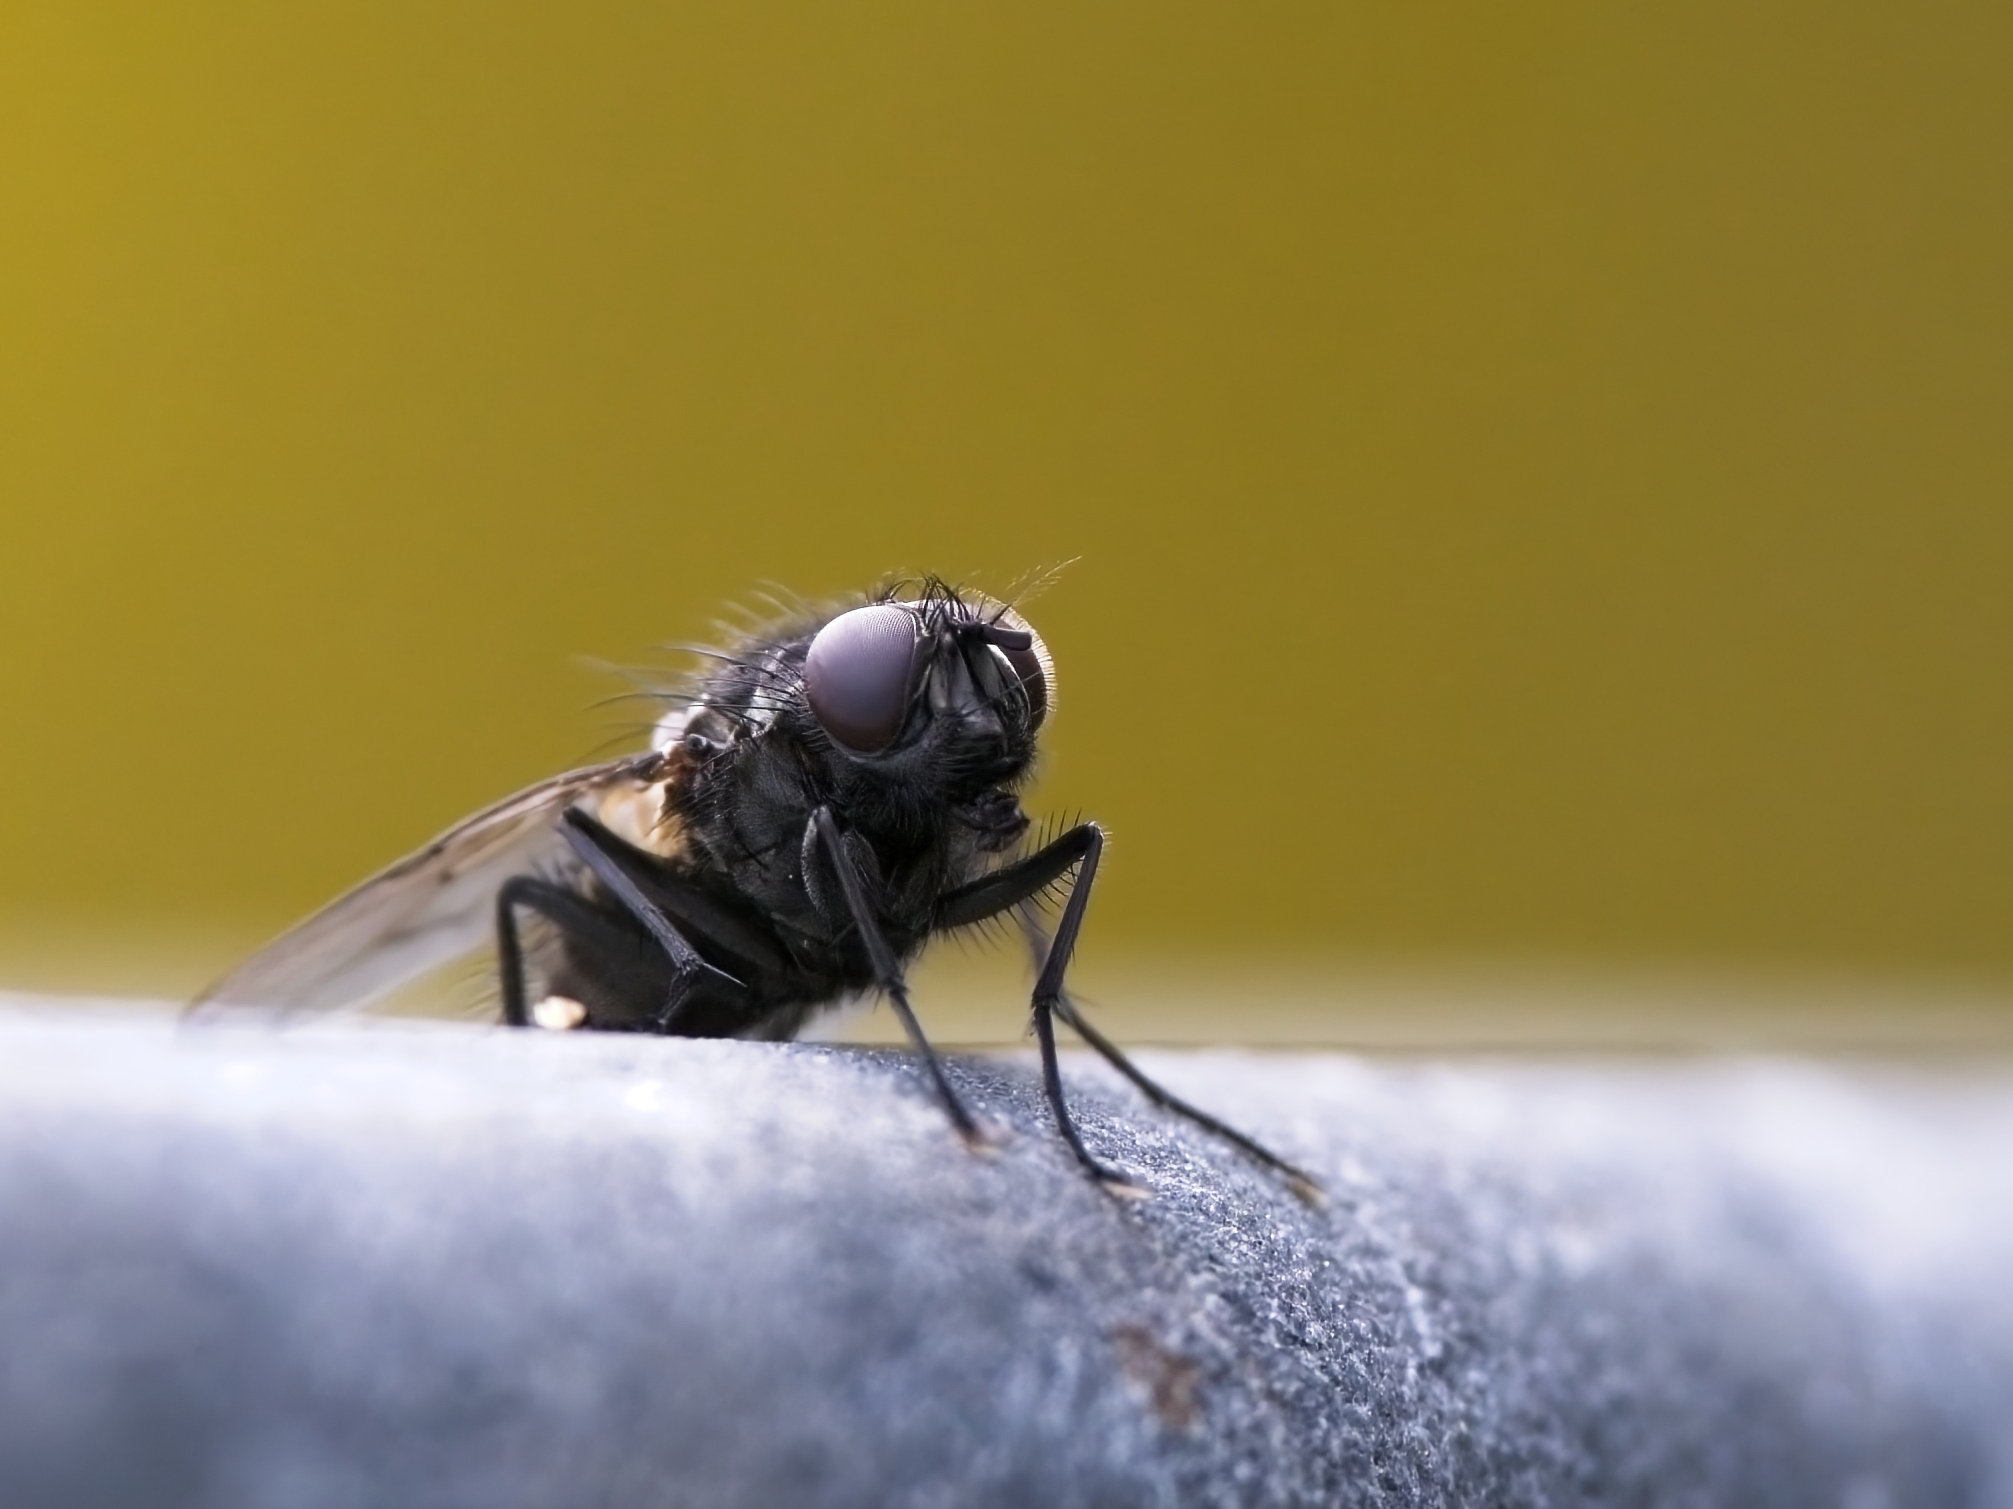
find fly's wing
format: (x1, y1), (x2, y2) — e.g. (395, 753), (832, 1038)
(193, 752), (679, 1019)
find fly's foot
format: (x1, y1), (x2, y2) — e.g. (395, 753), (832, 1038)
(1069, 1144), (1151, 1200)
(1093, 1169), (1154, 1202)
(1283, 1169), (1328, 1208)
(955, 1118), (1011, 1158)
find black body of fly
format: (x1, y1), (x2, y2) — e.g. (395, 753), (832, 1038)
(202, 579), (1319, 1200)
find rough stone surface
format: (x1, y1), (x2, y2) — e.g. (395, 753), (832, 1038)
(1, 1004), (2009, 1508)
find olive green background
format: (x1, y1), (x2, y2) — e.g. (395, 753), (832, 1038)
(2, 4), (2009, 1025)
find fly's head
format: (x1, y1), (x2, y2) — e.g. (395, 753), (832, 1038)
(793, 584), (1053, 847)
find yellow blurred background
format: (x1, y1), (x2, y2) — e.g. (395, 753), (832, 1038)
(2, 3), (2009, 1047)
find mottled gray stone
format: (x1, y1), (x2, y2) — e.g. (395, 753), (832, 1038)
(0, 1006), (2009, 1508)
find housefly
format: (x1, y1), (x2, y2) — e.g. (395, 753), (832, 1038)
(197, 579), (1319, 1200)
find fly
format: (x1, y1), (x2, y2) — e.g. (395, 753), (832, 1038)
(197, 579), (1319, 1201)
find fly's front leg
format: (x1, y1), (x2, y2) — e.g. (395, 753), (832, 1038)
(937, 824), (1141, 1195)
(1019, 912), (1325, 1206)
(940, 823), (1322, 1202)
(809, 808), (984, 1146)
(1020, 827), (1147, 1196)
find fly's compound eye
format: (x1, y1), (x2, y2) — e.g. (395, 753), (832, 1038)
(804, 604), (922, 753)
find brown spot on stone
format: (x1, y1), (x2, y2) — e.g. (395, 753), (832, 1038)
(1111, 1324), (1203, 1431)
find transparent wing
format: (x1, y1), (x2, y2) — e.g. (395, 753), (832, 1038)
(193, 753), (675, 1018)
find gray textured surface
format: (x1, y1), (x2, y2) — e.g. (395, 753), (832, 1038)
(2, 1005), (2011, 1509)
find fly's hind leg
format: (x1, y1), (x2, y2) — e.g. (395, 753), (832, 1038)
(495, 810), (748, 1033)
(497, 875), (631, 1027)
